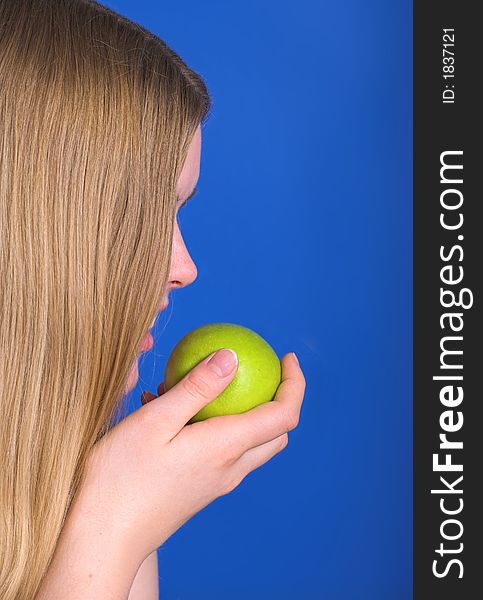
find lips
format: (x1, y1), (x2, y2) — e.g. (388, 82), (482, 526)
(149, 298), (169, 329)
(142, 298), (170, 351)
(140, 331), (154, 353)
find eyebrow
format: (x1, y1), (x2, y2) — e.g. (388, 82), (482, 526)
(178, 185), (198, 208)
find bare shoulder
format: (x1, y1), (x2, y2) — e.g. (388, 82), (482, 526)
(128, 550), (159, 600)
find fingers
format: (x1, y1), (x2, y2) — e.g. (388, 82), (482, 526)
(235, 433), (289, 478)
(156, 348), (239, 433)
(211, 352), (305, 453)
(140, 382), (165, 406)
(141, 390), (157, 406)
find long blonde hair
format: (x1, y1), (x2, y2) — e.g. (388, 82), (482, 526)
(0, 1), (211, 596)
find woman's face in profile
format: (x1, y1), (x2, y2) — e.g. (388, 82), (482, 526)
(124, 125), (202, 393)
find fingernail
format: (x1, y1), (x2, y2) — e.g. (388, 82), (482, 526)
(141, 390), (156, 405)
(292, 352), (299, 365)
(207, 348), (238, 377)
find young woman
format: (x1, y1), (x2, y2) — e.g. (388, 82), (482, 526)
(0, 1), (306, 598)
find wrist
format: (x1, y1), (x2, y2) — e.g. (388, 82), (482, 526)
(37, 468), (146, 599)
(81, 444), (177, 557)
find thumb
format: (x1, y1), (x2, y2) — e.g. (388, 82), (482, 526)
(157, 348), (238, 432)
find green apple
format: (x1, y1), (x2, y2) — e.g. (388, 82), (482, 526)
(163, 322), (282, 423)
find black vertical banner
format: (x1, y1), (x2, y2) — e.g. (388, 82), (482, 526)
(414, 3), (482, 598)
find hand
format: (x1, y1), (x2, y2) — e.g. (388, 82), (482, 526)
(81, 349), (305, 561)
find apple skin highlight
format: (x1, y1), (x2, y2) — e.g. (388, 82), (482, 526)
(164, 323), (282, 423)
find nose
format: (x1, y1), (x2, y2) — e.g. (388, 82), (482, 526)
(165, 219), (198, 297)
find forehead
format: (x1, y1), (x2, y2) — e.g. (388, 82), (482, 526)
(177, 126), (201, 199)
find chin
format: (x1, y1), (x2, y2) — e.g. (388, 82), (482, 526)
(124, 360), (139, 394)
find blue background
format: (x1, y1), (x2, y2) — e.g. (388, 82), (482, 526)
(108, 0), (413, 598)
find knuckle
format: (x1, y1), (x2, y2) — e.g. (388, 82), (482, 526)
(285, 409), (300, 431)
(209, 428), (239, 465)
(291, 374), (306, 396)
(182, 372), (212, 400)
(222, 473), (244, 496)
(223, 441), (241, 465)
